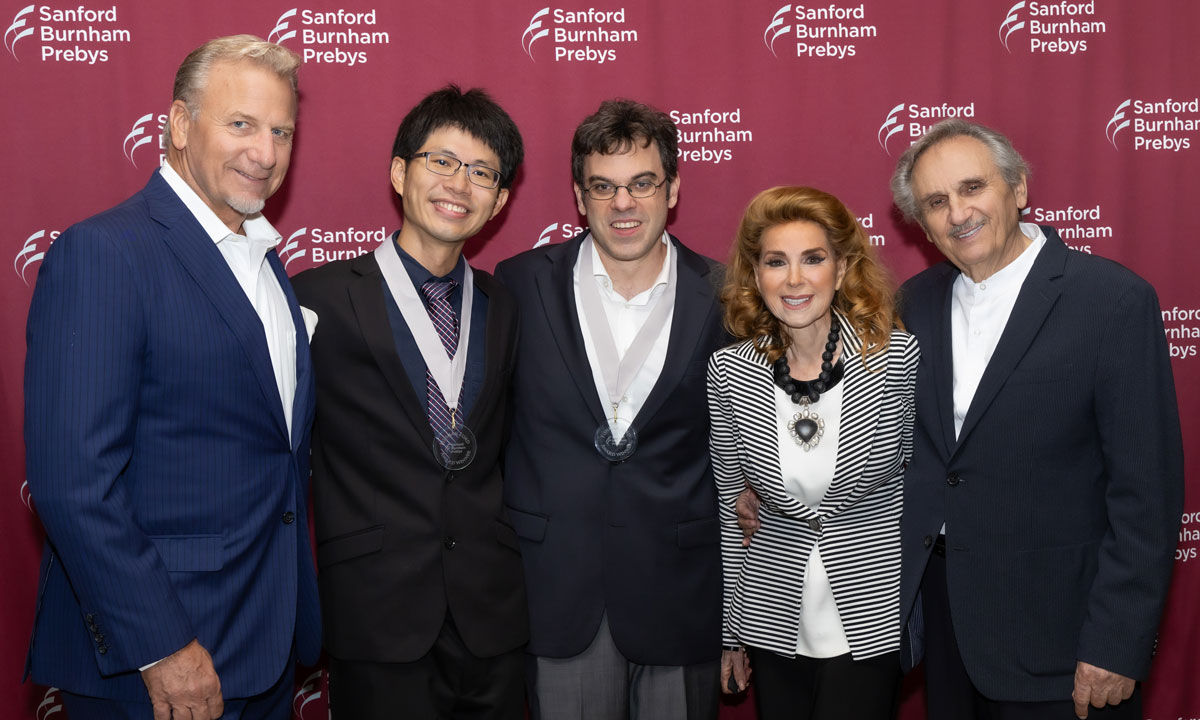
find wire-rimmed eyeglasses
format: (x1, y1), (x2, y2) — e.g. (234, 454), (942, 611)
(582, 177), (668, 201)
(410, 151), (503, 189)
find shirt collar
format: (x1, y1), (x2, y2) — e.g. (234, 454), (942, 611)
(588, 231), (673, 293)
(391, 230), (466, 287)
(957, 222), (1046, 297)
(159, 163), (282, 247)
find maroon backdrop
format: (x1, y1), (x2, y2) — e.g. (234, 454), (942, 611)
(3, 1), (1197, 717)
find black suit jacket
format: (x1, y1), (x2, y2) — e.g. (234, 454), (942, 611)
(293, 252), (527, 662)
(897, 227), (1183, 701)
(494, 232), (729, 666)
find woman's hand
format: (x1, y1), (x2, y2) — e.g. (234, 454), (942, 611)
(721, 647), (751, 694)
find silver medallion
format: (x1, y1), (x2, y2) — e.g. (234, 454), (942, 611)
(594, 418), (638, 462)
(432, 424), (477, 470)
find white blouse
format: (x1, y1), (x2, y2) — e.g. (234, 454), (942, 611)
(773, 379), (850, 658)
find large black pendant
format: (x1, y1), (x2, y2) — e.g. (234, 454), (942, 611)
(787, 399), (824, 452)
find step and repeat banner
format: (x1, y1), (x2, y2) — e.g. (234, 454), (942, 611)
(2, 0), (1197, 717)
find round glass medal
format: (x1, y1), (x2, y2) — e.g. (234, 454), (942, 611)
(432, 425), (477, 470)
(594, 418), (637, 462)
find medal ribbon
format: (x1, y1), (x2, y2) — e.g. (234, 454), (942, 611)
(577, 233), (677, 430)
(375, 239), (474, 418)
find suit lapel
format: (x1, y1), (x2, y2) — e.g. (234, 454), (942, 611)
(930, 269), (958, 459)
(269, 251), (313, 451)
(346, 253), (435, 445)
(146, 173), (289, 443)
(534, 233), (608, 426)
(953, 230), (1067, 454)
(636, 237), (718, 429)
(464, 271), (510, 429)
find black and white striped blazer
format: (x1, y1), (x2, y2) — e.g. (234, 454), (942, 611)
(707, 311), (919, 659)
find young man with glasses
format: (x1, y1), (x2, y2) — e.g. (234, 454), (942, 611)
(292, 85), (527, 719)
(495, 99), (729, 719)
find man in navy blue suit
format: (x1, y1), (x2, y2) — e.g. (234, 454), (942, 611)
(891, 120), (1183, 719)
(24, 35), (319, 719)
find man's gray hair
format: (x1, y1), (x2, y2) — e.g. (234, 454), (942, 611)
(162, 35), (300, 148)
(890, 119), (1030, 224)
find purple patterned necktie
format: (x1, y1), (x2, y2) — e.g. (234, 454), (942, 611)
(420, 278), (461, 440)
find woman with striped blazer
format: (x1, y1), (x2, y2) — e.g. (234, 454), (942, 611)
(709, 186), (919, 719)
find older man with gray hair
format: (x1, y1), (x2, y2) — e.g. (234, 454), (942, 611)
(25, 35), (317, 720)
(892, 119), (1183, 720)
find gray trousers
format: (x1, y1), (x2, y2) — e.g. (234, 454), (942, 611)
(528, 613), (719, 720)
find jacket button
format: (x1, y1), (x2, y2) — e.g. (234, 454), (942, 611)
(85, 613), (95, 624)
(98, 645), (108, 655)
(946, 472), (961, 487)
(444, 537), (456, 550)
(94, 633), (104, 643)
(807, 518), (823, 532)
(924, 535), (933, 548)
(282, 511), (296, 524)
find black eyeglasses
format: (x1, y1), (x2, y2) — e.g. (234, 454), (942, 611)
(410, 152), (503, 189)
(582, 177), (668, 201)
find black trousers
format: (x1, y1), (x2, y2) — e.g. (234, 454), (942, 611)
(329, 613), (524, 720)
(747, 647), (900, 720)
(922, 540), (1142, 720)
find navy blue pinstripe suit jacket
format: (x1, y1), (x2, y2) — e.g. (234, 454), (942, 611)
(23, 171), (320, 701)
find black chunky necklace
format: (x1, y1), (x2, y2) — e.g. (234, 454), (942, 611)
(772, 320), (843, 451)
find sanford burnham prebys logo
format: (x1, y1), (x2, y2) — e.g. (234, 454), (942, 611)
(123, 112), (166, 168)
(877, 101), (977, 155)
(268, 7), (390, 67)
(14, 228), (57, 286)
(763, 3), (878, 60)
(997, 1), (1106, 55)
(279, 225), (386, 267)
(521, 6), (638, 64)
(1106, 97), (1199, 152)
(672, 107), (754, 166)
(5, 3), (131, 63)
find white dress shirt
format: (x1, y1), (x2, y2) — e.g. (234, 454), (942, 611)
(774, 381), (850, 658)
(943, 224), (1045, 535)
(573, 233), (675, 431)
(137, 166), (298, 672)
(160, 164), (298, 441)
(950, 223), (1046, 439)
